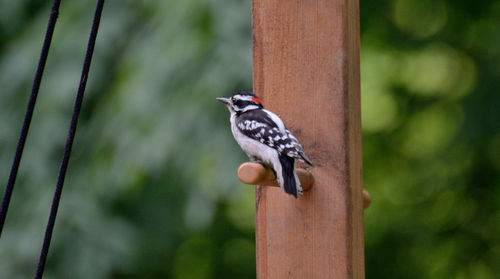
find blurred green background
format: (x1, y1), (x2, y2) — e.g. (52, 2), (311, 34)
(0, 0), (498, 278)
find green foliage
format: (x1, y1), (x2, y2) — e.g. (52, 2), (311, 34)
(361, 0), (500, 278)
(0, 0), (498, 278)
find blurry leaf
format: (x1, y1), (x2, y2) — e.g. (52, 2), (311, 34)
(172, 237), (215, 279)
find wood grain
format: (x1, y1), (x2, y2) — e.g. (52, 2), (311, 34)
(252, 0), (365, 278)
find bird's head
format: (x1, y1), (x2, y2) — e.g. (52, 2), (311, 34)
(216, 91), (264, 114)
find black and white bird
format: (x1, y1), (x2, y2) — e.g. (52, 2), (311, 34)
(217, 91), (313, 198)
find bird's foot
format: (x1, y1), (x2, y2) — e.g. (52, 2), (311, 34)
(249, 158), (276, 177)
(250, 158), (265, 165)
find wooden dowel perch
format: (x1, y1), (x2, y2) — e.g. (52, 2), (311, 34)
(238, 162), (371, 209)
(238, 162), (314, 191)
(362, 189), (371, 209)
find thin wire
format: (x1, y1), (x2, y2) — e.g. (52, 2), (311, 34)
(0, 0), (62, 237)
(34, 1), (105, 278)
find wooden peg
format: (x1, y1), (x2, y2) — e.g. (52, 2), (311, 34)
(238, 162), (371, 209)
(237, 162), (314, 191)
(362, 189), (371, 209)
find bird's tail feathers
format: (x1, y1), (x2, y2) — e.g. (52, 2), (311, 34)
(278, 155), (302, 198)
(300, 153), (313, 166)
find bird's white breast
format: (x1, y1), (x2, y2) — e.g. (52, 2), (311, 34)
(229, 112), (285, 188)
(230, 113), (278, 165)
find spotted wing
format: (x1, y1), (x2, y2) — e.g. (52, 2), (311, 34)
(236, 110), (313, 166)
(283, 129), (313, 166)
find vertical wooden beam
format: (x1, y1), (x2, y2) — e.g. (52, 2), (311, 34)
(252, 0), (364, 278)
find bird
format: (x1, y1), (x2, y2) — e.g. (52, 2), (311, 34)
(217, 91), (313, 198)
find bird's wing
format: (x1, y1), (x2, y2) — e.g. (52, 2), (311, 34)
(236, 110), (313, 165)
(284, 129), (313, 166)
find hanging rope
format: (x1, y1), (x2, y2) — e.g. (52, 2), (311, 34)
(34, 1), (105, 278)
(0, 0), (62, 237)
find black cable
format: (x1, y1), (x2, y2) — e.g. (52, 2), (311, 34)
(34, 1), (105, 278)
(0, 0), (62, 237)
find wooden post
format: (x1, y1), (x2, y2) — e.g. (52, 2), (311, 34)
(252, 0), (364, 278)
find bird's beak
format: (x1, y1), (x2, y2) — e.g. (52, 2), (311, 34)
(216, 97), (230, 105)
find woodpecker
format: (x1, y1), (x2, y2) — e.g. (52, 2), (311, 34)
(217, 91), (313, 198)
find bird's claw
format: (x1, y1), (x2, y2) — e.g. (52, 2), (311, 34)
(250, 158), (265, 165)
